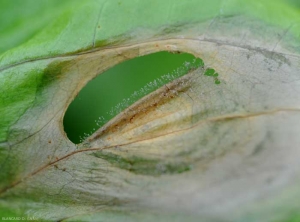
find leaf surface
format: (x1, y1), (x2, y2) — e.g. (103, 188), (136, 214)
(1, 0), (300, 221)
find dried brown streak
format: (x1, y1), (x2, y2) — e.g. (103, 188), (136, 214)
(1, 108), (299, 195)
(90, 72), (193, 141)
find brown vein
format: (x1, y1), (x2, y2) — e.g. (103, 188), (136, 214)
(0, 108), (299, 196)
(1, 37), (300, 73)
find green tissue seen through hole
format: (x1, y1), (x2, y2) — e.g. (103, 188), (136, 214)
(204, 68), (218, 77)
(204, 68), (221, 84)
(63, 51), (203, 144)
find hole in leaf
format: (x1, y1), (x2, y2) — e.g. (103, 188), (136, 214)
(204, 68), (221, 84)
(204, 68), (215, 76)
(214, 78), (221, 84)
(63, 51), (203, 144)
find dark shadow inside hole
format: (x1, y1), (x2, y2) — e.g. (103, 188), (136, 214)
(63, 51), (203, 144)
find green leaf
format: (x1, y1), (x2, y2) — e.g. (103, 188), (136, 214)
(1, 0), (300, 221)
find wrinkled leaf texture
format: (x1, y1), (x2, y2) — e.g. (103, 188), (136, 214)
(1, 0), (300, 221)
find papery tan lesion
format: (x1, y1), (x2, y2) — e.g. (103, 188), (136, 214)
(86, 68), (204, 148)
